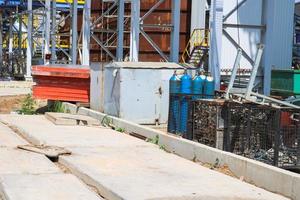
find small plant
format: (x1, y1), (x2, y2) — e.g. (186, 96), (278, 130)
(146, 135), (159, 145)
(48, 101), (65, 113)
(19, 94), (36, 115)
(159, 144), (167, 151)
(101, 115), (113, 128)
(116, 127), (125, 133)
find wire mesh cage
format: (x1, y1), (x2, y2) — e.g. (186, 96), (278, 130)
(188, 99), (300, 169)
(190, 99), (225, 149)
(224, 102), (300, 169)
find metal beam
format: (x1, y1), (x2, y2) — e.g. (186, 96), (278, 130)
(8, 16), (13, 72)
(44, 0), (51, 62)
(26, 0), (32, 79)
(225, 49), (242, 99)
(0, 12), (3, 73)
(223, 23), (266, 30)
(209, 0), (223, 90)
(91, 1), (117, 29)
(71, 0), (78, 64)
(18, 14), (22, 55)
(51, 0), (57, 64)
(140, 0), (165, 22)
(130, 0), (140, 61)
(116, 0), (125, 61)
(170, 0), (181, 62)
(91, 34), (117, 60)
(82, 0), (91, 65)
(223, 0), (247, 22)
(223, 29), (254, 65)
(140, 29), (169, 62)
(245, 44), (264, 99)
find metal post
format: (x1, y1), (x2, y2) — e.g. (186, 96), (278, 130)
(18, 14), (22, 51)
(170, 0), (181, 62)
(8, 16), (14, 72)
(209, 0), (223, 90)
(44, 0), (51, 63)
(273, 109), (281, 166)
(129, 0), (140, 62)
(82, 0), (91, 65)
(0, 12), (3, 73)
(225, 49), (242, 99)
(51, 0), (57, 64)
(26, 0), (32, 79)
(116, 0), (125, 61)
(71, 0), (78, 64)
(245, 45), (264, 99)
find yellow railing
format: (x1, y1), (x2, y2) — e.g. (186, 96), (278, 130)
(181, 29), (210, 64)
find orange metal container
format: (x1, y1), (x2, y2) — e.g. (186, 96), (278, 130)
(32, 65), (90, 103)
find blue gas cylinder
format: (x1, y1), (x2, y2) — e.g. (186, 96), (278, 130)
(169, 72), (181, 94)
(192, 71), (206, 100)
(168, 71), (181, 134)
(179, 70), (192, 136)
(204, 73), (215, 99)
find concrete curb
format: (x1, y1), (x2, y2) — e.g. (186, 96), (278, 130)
(63, 102), (300, 200)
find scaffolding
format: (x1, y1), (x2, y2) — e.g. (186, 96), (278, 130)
(0, 0), (182, 79)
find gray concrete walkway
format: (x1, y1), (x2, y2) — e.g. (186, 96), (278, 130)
(0, 120), (103, 200)
(0, 114), (290, 200)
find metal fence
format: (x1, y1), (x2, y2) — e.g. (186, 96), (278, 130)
(189, 100), (300, 169)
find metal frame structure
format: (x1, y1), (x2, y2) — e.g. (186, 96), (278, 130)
(226, 45), (300, 109)
(84, 0), (182, 63)
(139, 0), (181, 62)
(0, 0), (183, 78)
(209, 0), (294, 95)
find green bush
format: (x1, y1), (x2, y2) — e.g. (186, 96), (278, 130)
(19, 94), (36, 115)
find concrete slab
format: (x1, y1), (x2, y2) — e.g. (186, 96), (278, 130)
(45, 112), (100, 126)
(0, 148), (60, 175)
(60, 147), (289, 200)
(0, 123), (27, 147)
(0, 174), (102, 200)
(72, 105), (300, 200)
(0, 115), (153, 148)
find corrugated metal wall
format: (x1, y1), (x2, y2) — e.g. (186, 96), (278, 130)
(86, 0), (192, 62)
(262, 0), (295, 94)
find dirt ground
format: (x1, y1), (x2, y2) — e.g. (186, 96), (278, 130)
(0, 95), (27, 114)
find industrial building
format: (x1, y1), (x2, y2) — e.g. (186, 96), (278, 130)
(0, 0), (299, 200)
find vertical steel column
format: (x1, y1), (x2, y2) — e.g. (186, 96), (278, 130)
(170, 0), (181, 62)
(44, 0), (51, 62)
(209, 0), (223, 90)
(262, 0), (294, 95)
(0, 12), (3, 72)
(26, 0), (33, 79)
(18, 14), (22, 52)
(82, 0), (91, 65)
(129, 0), (140, 62)
(71, 0), (78, 64)
(116, 0), (125, 61)
(51, 0), (57, 64)
(8, 15), (13, 71)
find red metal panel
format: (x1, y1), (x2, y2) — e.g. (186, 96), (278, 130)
(32, 65), (90, 103)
